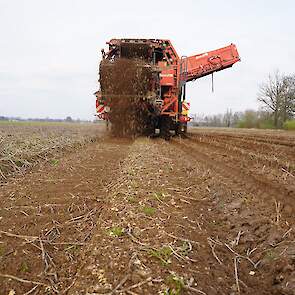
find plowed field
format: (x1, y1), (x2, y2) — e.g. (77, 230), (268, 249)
(0, 125), (294, 295)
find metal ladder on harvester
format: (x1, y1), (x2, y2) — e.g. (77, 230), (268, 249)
(179, 56), (188, 112)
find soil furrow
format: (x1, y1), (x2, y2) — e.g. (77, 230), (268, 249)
(0, 137), (132, 294)
(171, 138), (294, 218)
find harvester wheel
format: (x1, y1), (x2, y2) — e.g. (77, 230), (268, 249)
(160, 116), (171, 140)
(176, 123), (187, 136)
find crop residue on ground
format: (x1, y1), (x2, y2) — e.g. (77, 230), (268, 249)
(0, 125), (294, 294)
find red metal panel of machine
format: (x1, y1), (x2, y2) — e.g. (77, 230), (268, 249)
(160, 69), (174, 86)
(185, 44), (240, 81)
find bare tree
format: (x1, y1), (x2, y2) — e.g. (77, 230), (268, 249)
(258, 71), (295, 128)
(258, 71), (285, 128)
(282, 75), (295, 122)
(223, 108), (233, 127)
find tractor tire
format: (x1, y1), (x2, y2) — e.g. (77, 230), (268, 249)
(175, 123), (187, 137)
(160, 116), (171, 140)
(143, 115), (156, 137)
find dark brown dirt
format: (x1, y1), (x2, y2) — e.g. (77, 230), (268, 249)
(0, 136), (133, 294)
(0, 127), (294, 295)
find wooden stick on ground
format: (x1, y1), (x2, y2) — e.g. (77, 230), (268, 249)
(23, 285), (39, 295)
(0, 230), (38, 241)
(117, 277), (152, 293)
(234, 256), (240, 294)
(0, 273), (48, 287)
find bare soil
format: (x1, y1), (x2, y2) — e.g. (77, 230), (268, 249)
(0, 126), (294, 295)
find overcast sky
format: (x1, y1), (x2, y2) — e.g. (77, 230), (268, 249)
(0, 0), (294, 120)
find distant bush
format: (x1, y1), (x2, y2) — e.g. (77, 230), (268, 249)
(236, 120), (248, 128)
(236, 110), (259, 128)
(283, 120), (295, 130)
(192, 109), (291, 130)
(236, 110), (276, 129)
(258, 119), (275, 129)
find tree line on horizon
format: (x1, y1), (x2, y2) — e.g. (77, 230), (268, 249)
(0, 116), (91, 123)
(191, 71), (295, 130)
(1, 71), (294, 129)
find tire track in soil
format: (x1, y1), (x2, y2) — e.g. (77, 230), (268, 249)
(168, 137), (295, 295)
(186, 137), (295, 186)
(189, 129), (295, 148)
(0, 136), (133, 294)
(171, 137), (295, 218)
(188, 131), (295, 168)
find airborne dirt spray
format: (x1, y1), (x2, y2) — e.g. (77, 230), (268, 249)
(99, 58), (157, 137)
